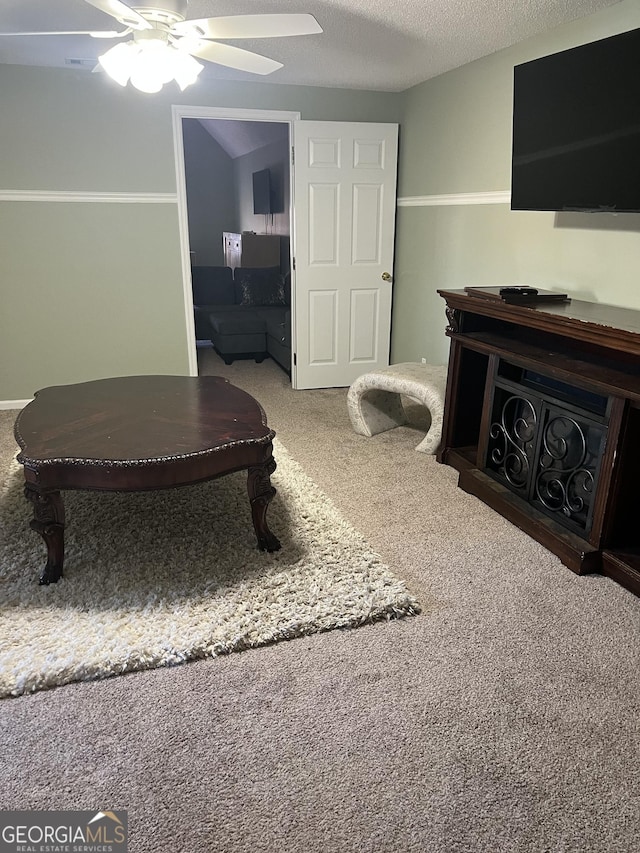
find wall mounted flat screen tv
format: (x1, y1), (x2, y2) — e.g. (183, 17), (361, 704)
(252, 168), (272, 215)
(511, 27), (640, 212)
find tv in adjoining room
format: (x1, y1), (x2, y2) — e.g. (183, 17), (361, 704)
(252, 168), (272, 215)
(511, 27), (640, 213)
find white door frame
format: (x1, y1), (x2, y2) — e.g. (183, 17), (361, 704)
(171, 105), (301, 376)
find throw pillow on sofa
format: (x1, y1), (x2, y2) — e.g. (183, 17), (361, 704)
(235, 267), (287, 307)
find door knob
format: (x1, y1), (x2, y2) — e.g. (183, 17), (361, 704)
(381, 271), (392, 282)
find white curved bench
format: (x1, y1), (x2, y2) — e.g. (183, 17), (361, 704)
(347, 362), (448, 454)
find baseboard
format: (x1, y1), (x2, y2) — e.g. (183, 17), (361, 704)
(0, 399), (32, 411)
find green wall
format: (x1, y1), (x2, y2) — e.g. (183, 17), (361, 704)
(0, 201), (186, 386)
(0, 66), (398, 401)
(393, 0), (640, 366)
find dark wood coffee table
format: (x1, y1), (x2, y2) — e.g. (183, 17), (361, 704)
(14, 375), (281, 584)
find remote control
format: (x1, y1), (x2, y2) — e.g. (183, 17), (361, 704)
(499, 286), (539, 296)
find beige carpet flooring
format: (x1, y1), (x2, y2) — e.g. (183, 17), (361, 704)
(1, 349), (639, 853)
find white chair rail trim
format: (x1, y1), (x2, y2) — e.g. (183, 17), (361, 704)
(2, 189), (509, 207)
(0, 190), (177, 204)
(397, 190), (511, 207)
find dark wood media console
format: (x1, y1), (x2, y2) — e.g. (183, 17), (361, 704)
(438, 288), (640, 597)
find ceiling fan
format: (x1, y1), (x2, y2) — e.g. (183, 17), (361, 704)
(0, 0), (323, 92)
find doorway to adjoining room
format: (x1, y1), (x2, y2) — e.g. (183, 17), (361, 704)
(181, 116), (292, 380)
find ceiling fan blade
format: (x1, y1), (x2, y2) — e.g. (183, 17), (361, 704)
(172, 14), (322, 40)
(180, 39), (282, 75)
(83, 0), (152, 31)
(0, 30), (124, 37)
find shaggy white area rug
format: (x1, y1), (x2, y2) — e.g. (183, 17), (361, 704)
(0, 440), (419, 698)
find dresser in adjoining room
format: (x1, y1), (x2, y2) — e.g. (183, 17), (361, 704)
(223, 232), (281, 270)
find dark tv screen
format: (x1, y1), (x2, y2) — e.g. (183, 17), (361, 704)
(252, 168), (272, 215)
(511, 27), (640, 213)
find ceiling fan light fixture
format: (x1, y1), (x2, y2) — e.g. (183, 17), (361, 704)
(171, 50), (204, 90)
(98, 41), (140, 86)
(130, 37), (176, 92)
(99, 37), (203, 93)
(11, 2), (323, 89)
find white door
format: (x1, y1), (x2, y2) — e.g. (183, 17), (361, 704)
(291, 121), (399, 389)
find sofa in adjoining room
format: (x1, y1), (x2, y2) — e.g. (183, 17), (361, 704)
(191, 265), (291, 373)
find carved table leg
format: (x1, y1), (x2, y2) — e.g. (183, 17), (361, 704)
(246, 455), (281, 552)
(24, 485), (65, 584)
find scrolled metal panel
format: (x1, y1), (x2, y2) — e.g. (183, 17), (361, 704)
(486, 389), (540, 490)
(533, 409), (606, 533)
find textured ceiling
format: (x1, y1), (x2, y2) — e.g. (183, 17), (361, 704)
(0, 0), (624, 92)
